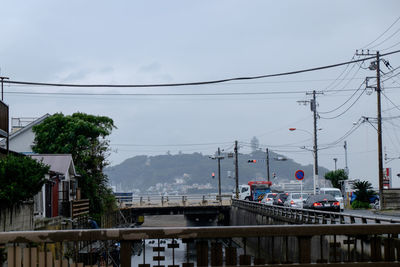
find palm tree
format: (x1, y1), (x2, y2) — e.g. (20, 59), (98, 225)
(353, 181), (375, 203)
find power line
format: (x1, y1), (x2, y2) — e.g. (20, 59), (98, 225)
(382, 40), (400, 51)
(7, 86), (400, 97)
(382, 91), (400, 114)
(4, 50), (400, 88)
(362, 15), (400, 48)
(369, 28), (400, 49)
(111, 141), (233, 147)
(319, 80), (365, 114)
(319, 88), (367, 120)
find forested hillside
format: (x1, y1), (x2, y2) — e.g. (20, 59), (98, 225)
(105, 150), (329, 194)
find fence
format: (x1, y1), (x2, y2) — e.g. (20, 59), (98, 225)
(124, 194), (232, 207)
(232, 199), (400, 224)
(2, 224), (400, 266)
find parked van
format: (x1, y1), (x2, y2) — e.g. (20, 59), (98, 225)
(318, 188), (344, 211)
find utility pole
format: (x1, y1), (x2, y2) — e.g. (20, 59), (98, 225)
(217, 147), (222, 201)
(266, 148), (270, 182)
(234, 141), (239, 199)
(0, 77), (9, 101)
(344, 141), (349, 176)
(299, 90), (323, 194)
(356, 50), (384, 209)
(333, 158), (338, 171)
(311, 90), (319, 193)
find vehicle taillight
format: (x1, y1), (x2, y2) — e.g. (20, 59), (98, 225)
(333, 201), (340, 206)
(278, 199), (282, 203)
(267, 198), (271, 201)
(313, 202), (322, 207)
(290, 200), (295, 205)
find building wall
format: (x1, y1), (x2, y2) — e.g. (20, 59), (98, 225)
(0, 203), (34, 231)
(9, 128), (35, 153)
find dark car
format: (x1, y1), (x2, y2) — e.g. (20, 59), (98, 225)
(303, 194), (340, 212)
(273, 192), (289, 206)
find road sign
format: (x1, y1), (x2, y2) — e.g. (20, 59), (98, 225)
(295, 170), (305, 180)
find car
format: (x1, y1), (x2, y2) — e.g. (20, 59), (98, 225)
(303, 194), (340, 212)
(273, 192), (289, 206)
(261, 193), (278, 205)
(319, 188), (344, 211)
(284, 192), (309, 208)
(350, 192), (379, 208)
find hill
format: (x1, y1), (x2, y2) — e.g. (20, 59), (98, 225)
(105, 150), (330, 194)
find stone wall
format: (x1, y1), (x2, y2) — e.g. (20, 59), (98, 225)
(0, 202), (34, 231)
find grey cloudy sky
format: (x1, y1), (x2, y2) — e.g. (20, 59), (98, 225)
(1, 0), (400, 187)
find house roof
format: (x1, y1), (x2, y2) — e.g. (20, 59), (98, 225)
(8, 113), (51, 140)
(30, 154), (77, 177)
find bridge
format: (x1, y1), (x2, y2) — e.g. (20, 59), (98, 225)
(2, 199), (400, 266)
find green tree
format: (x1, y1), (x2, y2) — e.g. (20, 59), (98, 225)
(0, 154), (49, 209)
(324, 169), (348, 189)
(32, 112), (116, 222)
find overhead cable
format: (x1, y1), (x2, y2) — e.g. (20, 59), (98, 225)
(319, 88), (367, 120)
(319, 81), (365, 114)
(363, 16), (400, 48)
(4, 50), (400, 88)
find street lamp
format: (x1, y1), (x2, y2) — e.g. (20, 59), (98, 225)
(289, 127), (319, 195)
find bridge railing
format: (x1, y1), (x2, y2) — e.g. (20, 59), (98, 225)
(2, 224), (400, 266)
(233, 199), (400, 224)
(123, 194), (232, 207)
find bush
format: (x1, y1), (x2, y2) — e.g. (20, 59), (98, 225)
(0, 154), (49, 208)
(351, 200), (370, 209)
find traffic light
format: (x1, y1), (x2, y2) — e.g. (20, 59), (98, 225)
(211, 172), (215, 178)
(248, 159), (257, 163)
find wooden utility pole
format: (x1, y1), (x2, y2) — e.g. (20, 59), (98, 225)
(376, 51), (384, 209)
(217, 147), (222, 200)
(266, 148), (270, 182)
(356, 50), (384, 209)
(234, 141), (239, 199)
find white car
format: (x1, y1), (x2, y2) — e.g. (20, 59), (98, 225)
(284, 193), (309, 208)
(261, 193), (278, 205)
(319, 188), (344, 211)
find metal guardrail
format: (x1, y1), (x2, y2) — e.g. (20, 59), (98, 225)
(233, 199), (400, 224)
(2, 224), (400, 266)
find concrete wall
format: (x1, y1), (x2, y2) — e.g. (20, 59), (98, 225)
(383, 189), (400, 209)
(0, 202), (34, 231)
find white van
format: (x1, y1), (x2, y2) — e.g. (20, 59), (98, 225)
(319, 188), (344, 211)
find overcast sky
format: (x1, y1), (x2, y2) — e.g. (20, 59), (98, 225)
(1, 1), (400, 187)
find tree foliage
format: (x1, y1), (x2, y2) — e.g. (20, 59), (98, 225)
(32, 112), (116, 221)
(324, 169), (348, 189)
(353, 180), (375, 204)
(0, 155), (49, 209)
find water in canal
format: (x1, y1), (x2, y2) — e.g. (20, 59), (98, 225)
(131, 214), (222, 266)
